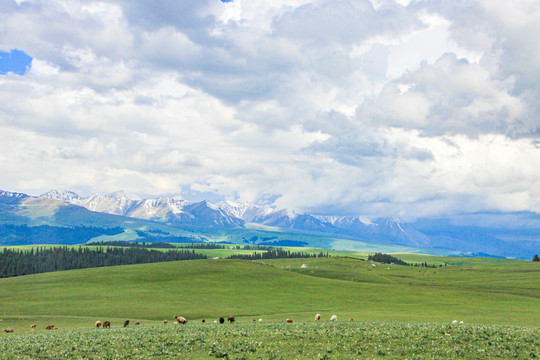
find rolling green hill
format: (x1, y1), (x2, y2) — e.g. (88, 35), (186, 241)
(0, 256), (538, 332)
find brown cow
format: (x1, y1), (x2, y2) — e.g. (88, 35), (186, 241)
(30, 324), (37, 329)
(174, 316), (187, 324)
(95, 321), (102, 328)
(45, 325), (55, 330)
(286, 319), (293, 323)
(135, 321), (140, 325)
(163, 320), (168, 324)
(227, 316), (235, 323)
(103, 321), (111, 328)
(2, 328), (14, 333)
(315, 314), (321, 321)
(123, 320), (130, 327)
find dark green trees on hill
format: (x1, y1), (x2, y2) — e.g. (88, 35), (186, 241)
(227, 248), (328, 260)
(533, 254), (540, 262)
(368, 253), (410, 266)
(0, 247), (206, 278)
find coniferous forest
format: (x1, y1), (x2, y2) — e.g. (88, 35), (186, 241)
(227, 248), (329, 260)
(368, 253), (411, 266)
(367, 252), (439, 268)
(0, 246), (207, 278)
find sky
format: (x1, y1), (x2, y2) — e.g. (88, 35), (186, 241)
(0, 0), (539, 218)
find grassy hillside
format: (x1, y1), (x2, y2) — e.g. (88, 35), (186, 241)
(0, 257), (538, 332)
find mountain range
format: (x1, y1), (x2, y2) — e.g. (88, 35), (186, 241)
(1, 189), (538, 259)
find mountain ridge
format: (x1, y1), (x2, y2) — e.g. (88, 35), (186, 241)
(0, 189), (537, 259)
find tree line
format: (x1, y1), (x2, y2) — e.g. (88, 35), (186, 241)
(0, 244), (331, 278)
(227, 248), (329, 260)
(368, 253), (440, 268)
(368, 253), (411, 266)
(0, 246), (207, 278)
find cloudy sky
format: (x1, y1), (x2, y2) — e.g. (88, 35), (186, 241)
(0, 0), (539, 218)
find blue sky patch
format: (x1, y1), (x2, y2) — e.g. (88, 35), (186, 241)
(0, 49), (32, 75)
(220, 0), (233, 2)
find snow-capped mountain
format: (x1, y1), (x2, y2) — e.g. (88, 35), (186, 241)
(37, 189), (437, 236)
(320, 215), (375, 227)
(217, 200), (273, 222)
(0, 190), (28, 198)
(41, 189), (82, 203)
(182, 200), (244, 228)
(40, 190), (242, 229)
(32, 189), (540, 258)
(215, 201), (337, 232)
(81, 193), (142, 216)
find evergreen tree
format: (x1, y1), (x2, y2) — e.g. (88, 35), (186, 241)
(0, 246), (207, 278)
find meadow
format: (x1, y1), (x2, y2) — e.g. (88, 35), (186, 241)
(1, 321), (538, 359)
(0, 250), (538, 358)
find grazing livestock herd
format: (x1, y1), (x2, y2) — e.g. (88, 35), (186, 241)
(5, 313), (435, 334)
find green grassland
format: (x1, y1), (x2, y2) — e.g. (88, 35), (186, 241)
(0, 252), (538, 358)
(0, 256), (538, 328)
(1, 321), (538, 359)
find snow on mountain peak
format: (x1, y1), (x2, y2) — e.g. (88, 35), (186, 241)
(0, 190), (29, 198)
(217, 200), (277, 221)
(202, 200), (219, 211)
(357, 216), (375, 226)
(41, 189), (81, 202)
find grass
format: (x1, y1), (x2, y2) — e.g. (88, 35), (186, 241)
(0, 257), (538, 329)
(0, 321), (538, 359)
(0, 254), (538, 358)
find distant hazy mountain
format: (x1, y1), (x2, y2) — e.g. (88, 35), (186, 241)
(0, 190), (29, 199)
(0, 190), (202, 246)
(1, 188), (535, 259)
(41, 190), (242, 229)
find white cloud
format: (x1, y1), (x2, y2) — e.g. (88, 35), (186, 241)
(0, 0), (538, 218)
